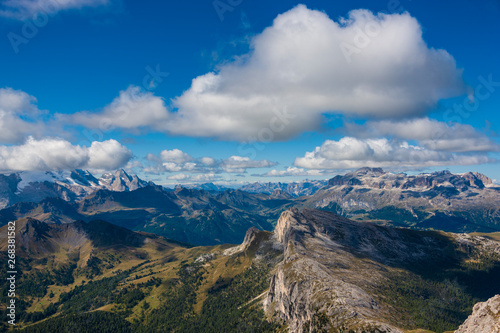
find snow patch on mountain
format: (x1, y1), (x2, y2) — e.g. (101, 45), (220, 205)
(0, 169), (151, 209)
(16, 171), (66, 191)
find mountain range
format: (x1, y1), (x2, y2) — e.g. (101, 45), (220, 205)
(1, 167), (500, 246)
(2, 208), (500, 332)
(239, 179), (328, 197)
(0, 184), (295, 245)
(2, 168), (500, 332)
(301, 167), (500, 233)
(0, 169), (151, 210)
(172, 180), (329, 197)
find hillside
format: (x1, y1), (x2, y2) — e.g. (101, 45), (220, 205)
(265, 208), (500, 332)
(239, 180), (328, 197)
(2, 210), (500, 332)
(0, 186), (295, 246)
(0, 218), (283, 332)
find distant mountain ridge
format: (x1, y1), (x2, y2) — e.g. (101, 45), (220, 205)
(325, 167), (494, 189)
(177, 180), (329, 197)
(0, 169), (151, 209)
(174, 182), (231, 192)
(239, 179), (328, 197)
(302, 167), (500, 233)
(2, 167), (500, 245)
(0, 185), (295, 245)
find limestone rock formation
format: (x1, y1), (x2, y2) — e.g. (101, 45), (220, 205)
(455, 295), (500, 333)
(265, 208), (406, 332)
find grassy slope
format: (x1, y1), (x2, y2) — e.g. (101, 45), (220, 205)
(0, 220), (280, 332)
(2, 217), (500, 333)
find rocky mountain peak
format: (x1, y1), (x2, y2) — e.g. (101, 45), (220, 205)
(239, 227), (263, 252)
(462, 171), (493, 187)
(266, 208), (412, 332)
(455, 294), (500, 333)
(432, 170), (452, 176)
(70, 169), (99, 186)
(274, 208), (302, 244)
(98, 169), (149, 192)
(18, 217), (51, 241)
(114, 169), (133, 182)
(269, 189), (293, 199)
(267, 208), (500, 332)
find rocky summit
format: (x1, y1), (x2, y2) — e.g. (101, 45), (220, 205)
(455, 294), (500, 333)
(264, 208), (500, 332)
(0, 169), (151, 209)
(2, 208), (500, 332)
(303, 168), (500, 233)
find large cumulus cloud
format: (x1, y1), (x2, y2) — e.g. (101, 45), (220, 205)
(168, 5), (464, 141)
(71, 5), (465, 142)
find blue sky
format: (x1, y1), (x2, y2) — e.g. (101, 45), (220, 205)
(0, 0), (499, 185)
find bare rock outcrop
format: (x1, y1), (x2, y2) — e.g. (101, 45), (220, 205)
(455, 295), (500, 333)
(265, 208), (405, 332)
(265, 208), (500, 332)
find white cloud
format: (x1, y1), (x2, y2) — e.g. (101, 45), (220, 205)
(0, 137), (132, 172)
(200, 157), (216, 166)
(294, 137), (495, 170)
(160, 149), (193, 164)
(168, 173), (191, 181)
(259, 167), (326, 177)
(0, 88), (46, 144)
(0, 87), (36, 111)
(124, 160), (143, 173)
(168, 173), (220, 183)
(165, 5), (464, 141)
(144, 149), (276, 175)
(71, 86), (170, 132)
(67, 6), (464, 142)
(0, 0), (109, 20)
(220, 156), (276, 173)
(162, 162), (198, 173)
(346, 118), (500, 153)
(87, 139), (133, 170)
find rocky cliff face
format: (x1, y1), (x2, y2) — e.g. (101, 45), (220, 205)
(264, 208), (500, 332)
(265, 208), (409, 332)
(455, 295), (500, 333)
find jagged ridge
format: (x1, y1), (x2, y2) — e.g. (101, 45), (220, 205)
(264, 208), (500, 332)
